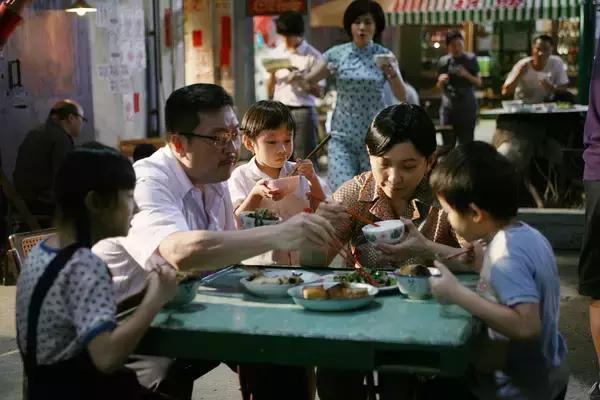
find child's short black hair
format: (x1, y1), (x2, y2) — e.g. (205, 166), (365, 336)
(534, 34), (554, 47)
(275, 11), (305, 37)
(430, 141), (519, 220)
(55, 147), (135, 246)
(445, 30), (463, 46)
(241, 100), (295, 140)
(343, 0), (386, 43)
(366, 104), (437, 158)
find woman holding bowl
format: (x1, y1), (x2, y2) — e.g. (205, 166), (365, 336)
(290, 0), (407, 191)
(305, 103), (479, 400)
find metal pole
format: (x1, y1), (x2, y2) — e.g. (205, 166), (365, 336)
(578, 0), (595, 104)
(232, 1), (255, 116)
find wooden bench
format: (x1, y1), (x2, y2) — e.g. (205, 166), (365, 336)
(118, 137), (165, 159)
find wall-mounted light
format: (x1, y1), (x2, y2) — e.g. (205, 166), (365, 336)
(66, 0), (97, 16)
(433, 42), (441, 49)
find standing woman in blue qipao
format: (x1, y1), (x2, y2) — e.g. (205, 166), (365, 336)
(290, 0), (407, 191)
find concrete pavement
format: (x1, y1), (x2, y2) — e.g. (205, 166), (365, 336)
(0, 251), (596, 400)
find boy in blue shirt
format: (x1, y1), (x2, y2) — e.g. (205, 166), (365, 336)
(429, 141), (569, 400)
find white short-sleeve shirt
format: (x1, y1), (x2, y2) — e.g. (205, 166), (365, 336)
(93, 146), (236, 302)
(272, 40), (325, 107)
(227, 157), (330, 265)
(506, 55), (569, 103)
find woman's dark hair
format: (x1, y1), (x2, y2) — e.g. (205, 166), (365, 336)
(430, 141), (519, 220)
(445, 30), (463, 46)
(275, 11), (304, 37)
(241, 100), (296, 140)
(54, 147), (135, 247)
(343, 0), (386, 43)
(165, 83), (234, 134)
(366, 104), (437, 158)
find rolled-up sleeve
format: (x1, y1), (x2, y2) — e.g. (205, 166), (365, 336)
(122, 177), (190, 270)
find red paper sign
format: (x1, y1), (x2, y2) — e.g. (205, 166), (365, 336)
(164, 8), (172, 48)
(247, 0), (307, 16)
(192, 30), (202, 47)
(133, 92), (140, 113)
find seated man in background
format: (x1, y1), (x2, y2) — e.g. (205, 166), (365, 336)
(13, 99), (85, 224)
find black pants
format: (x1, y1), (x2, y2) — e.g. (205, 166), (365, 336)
(579, 180), (600, 298)
(153, 359), (311, 400)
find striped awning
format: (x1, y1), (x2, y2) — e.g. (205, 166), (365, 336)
(386, 0), (582, 25)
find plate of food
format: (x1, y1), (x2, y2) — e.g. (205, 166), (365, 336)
(321, 268), (398, 293)
(262, 57), (293, 73)
(240, 270), (321, 297)
(288, 282), (378, 311)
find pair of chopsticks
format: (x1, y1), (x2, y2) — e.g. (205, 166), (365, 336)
(328, 235), (379, 287)
(289, 134), (332, 176)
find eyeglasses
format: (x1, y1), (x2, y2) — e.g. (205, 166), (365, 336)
(73, 113), (88, 123)
(178, 129), (241, 149)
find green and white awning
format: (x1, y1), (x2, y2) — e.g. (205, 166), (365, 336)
(386, 0), (582, 26)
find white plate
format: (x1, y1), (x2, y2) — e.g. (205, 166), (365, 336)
(321, 272), (398, 293)
(287, 283), (378, 311)
(240, 270), (321, 298)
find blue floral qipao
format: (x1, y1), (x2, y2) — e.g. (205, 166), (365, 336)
(324, 42), (392, 190)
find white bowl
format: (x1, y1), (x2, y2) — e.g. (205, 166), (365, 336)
(362, 220), (405, 244)
(266, 176), (300, 197)
(239, 211), (282, 229)
(373, 53), (395, 67)
(502, 100), (524, 113)
(287, 283), (378, 311)
(396, 274), (432, 300)
(240, 270), (321, 298)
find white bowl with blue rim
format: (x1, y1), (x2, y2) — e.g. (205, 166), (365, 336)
(362, 219), (405, 244)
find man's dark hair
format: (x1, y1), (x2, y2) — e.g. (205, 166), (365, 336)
(49, 100), (79, 121)
(275, 11), (304, 37)
(165, 84), (234, 134)
(445, 30), (463, 46)
(241, 100), (295, 140)
(534, 34), (554, 47)
(430, 141), (519, 220)
(366, 104), (437, 158)
(343, 0), (386, 43)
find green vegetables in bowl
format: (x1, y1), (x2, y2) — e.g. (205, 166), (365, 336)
(333, 268), (397, 287)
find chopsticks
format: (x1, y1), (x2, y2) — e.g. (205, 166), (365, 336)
(443, 247), (473, 261)
(289, 134), (332, 176)
(347, 208), (380, 227)
(328, 235), (380, 287)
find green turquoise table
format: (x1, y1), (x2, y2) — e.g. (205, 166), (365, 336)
(136, 266), (480, 376)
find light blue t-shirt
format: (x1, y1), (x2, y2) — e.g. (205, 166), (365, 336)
(476, 222), (568, 400)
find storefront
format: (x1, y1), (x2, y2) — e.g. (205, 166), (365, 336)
(384, 0), (595, 107)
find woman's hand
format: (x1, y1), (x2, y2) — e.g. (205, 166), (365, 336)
(378, 55), (400, 79)
(377, 218), (432, 261)
(429, 260), (463, 304)
(251, 179), (284, 201)
(315, 200), (350, 225)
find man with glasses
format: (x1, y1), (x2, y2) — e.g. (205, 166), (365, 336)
(13, 99), (86, 223)
(93, 84), (338, 400)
